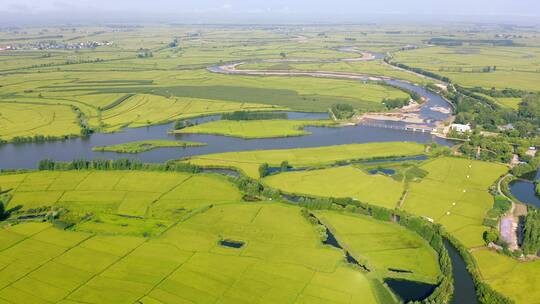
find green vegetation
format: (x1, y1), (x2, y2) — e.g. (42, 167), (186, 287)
(382, 97), (411, 110)
(315, 211), (441, 283)
(1, 165), (454, 303)
(393, 45), (540, 91)
(522, 208), (540, 255)
(296, 196), (454, 304)
(403, 157), (508, 248)
(97, 94), (284, 132)
(330, 103), (355, 119)
(0, 170), (241, 236)
(187, 142), (425, 178)
(92, 140), (206, 154)
(264, 166), (404, 209)
(221, 111), (288, 120)
(0, 102), (80, 141)
(473, 248), (540, 304)
(483, 196), (512, 228)
(3, 24), (540, 303)
(175, 119), (334, 138)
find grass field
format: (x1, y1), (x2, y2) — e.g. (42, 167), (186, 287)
(495, 97), (522, 110)
(98, 94), (284, 131)
(402, 157), (508, 248)
(92, 140), (206, 153)
(393, 45), (540, 91)
(0, 170), (242, 236)
(263, 166), (404, 208)
(0, 102), (80, 140)
(0, 25), (420, 140)
(240, 60), (430, 85)
(186, 142), (425, 178)
(0, 202), (393, 304)
(1, 25), (536, 303)
(175, 119), (334, 138)
(473, 248), (540, 304)
(315, 211), (441, 284)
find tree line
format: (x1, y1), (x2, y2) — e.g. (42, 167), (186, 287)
(37, 158), (200, 173)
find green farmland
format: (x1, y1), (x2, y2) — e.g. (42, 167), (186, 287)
(315, 211), (441, 284)
(176, 119), (334, 138)
(1, 22), (540, 304)
(403, 157), (508, 248)
(393, 45), (540, 91)
(0, 169), (449, 304)
(92, 140), (206, 153)
(473, 248), (540, 304)
(0, 170), (242, 236)
(264, 166), (404, 209)
(187, 142), (425, 178)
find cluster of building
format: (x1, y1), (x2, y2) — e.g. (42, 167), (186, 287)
(0, 40), (113, 51)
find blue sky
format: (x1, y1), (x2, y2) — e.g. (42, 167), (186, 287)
(0, 0), (538, 24)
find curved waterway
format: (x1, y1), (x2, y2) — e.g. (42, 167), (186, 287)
(0, 51), (454, 170)
(509, 169), (540, 208)
(0, 112), (451, 170)
(0, 49), (481, 302)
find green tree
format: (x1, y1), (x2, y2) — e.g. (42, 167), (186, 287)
(483, 230), (499, 245)
(259, 163), (269, 178)
(280, 161), (290, 172)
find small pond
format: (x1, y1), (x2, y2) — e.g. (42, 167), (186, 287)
(219, 240), (245, 248)
(368, 168), (396, 175)
(509, 179), (540, 208)
(384, 278), (436, 302)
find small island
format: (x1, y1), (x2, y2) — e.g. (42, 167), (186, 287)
(92, 140), (206, 154)
(174, 119), (335, 139)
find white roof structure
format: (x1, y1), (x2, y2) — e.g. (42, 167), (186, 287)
(450, 123), (471, 133)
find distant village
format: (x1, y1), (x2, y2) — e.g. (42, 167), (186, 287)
(0, 40), (113, 51)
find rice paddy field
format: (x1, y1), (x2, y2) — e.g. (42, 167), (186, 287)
(315, 211), (441, 284)
(0, 26), (420, 142)
(263, 166), (404, 209)
(2, 23), (540, 303)
(175, 119), (334, 138)
(473, 248), (540, 304)
(0, 103), (80, 140)
(187, 142), (425, 178)
(261, 155), (509, 247)
(393, 45), (540, 91)
(402, 157), (508, 248)
(0, 168), (449, 304)
(0, 170), (242, 236)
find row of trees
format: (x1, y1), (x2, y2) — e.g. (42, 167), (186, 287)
(522, 208), (540, 255)
(11, 134), (75, 144)
(37, 158), (200, 173)
(384, 56), (451, 83)
(383, 97), (410, 110)
(221, 111), (287, 121)
(0, 192), (10, 221)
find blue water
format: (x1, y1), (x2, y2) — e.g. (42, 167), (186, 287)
(368, 168), (396, 175)
(0, 116), (451, 170)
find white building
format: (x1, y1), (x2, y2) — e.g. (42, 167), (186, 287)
(450, 123), (471, 133)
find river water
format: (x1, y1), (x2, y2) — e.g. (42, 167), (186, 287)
(509, 169), (540, 208)
(0, 50), (479, 303)
(0, 112), (451, 170)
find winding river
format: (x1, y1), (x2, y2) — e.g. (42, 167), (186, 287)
(0, 49), (478, 302)
(0, 50), (453, 170)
